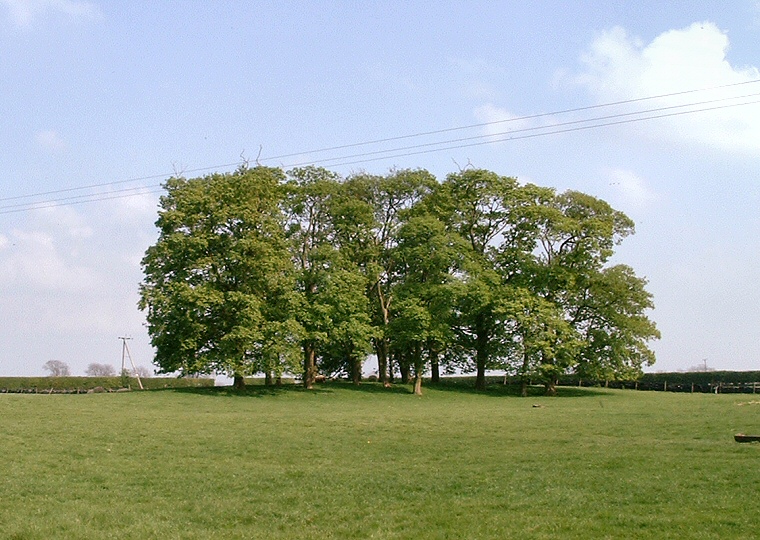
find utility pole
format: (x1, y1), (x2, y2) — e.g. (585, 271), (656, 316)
(119, 337), (143, 390)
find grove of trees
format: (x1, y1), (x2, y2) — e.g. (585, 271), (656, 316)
(85, 363), (116, 377)
(139, 166), (659, 395)
(43, 360), (71, 377)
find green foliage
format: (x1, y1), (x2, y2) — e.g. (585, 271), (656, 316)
(574, 265), (660, 380)
(389, 214), (462, 392)
(140, 165), (658, 390)
(140, 166), (299, 380)
(284, 166), (374, 386)
(432, 169), (545, 389)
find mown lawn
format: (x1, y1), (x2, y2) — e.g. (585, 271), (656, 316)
(2, 382), (759, 539)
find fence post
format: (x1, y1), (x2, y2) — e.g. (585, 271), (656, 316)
(664, 380), (667, 392)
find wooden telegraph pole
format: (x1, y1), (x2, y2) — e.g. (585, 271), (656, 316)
(119, 337), (144, 390)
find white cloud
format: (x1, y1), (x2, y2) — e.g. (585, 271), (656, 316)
(101, 189), (160, 225)
(473, 103), (541, 140)
(1, 0), (101, 27)
(36, 129), (67, 153)
(0, 199), (154, 374)
(36, 205), (93, 238)
(605, 168), (658, 210)
(572, 22), (760, 154)
(0, 229), (101, 291)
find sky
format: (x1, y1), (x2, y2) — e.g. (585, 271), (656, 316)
(1, 1), (760, 376)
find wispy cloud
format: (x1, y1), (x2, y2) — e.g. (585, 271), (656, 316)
(473, 103), (543, 140)
(1, 0), (101, 28)
(571, 22), (760, 155)
(605, 168), (658, 210)
(36, 129), (67, 153)
(0, 229), (101, 291)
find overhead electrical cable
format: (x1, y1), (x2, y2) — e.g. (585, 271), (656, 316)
(0, 188), (166, 215)
(2, 79), (760, 214)
(0, 184), (165, 213)
(257, 78), (760, 162)
(281, 91), (760, 168)
(310, 97), (760, 169)
(4, 78), (759, 206)
(0, 163), (242, 203)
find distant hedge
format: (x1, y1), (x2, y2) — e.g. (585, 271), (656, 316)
(551, 370), (760, 394)
(556, 371), (760, 386)
(0, 376), (214, 392)
(638, 371), (760, 385)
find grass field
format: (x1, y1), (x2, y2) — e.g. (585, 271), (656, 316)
(2, 382), (759, 539)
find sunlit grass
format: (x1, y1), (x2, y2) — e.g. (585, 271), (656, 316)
(2, 383), (759, 539)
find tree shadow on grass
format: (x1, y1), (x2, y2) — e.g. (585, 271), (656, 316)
(314, 381), (421, 396)
(160, 378), (609, 399)
(297, 378), (610, 398)
(421, 378), (610, 398)
(164, 384), (334, 398)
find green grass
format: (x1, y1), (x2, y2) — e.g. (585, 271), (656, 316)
(2, 383), (760, 539)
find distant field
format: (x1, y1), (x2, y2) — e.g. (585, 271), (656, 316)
(2, 383), (759, 539)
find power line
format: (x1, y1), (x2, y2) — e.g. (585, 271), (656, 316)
(0, 184), (163, 212)
(2, 80), (759, 214)
(257, 78), (760, 162)
(4, 78), (760, 206)
(313, 97), (760, 169)
(2, 95), (758, 214)
(0, 186), (165, 215)
(281, 91), (760, 169)
(0, 163), (241, 203)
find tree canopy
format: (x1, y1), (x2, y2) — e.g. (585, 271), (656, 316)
(140, 166), (659, 394)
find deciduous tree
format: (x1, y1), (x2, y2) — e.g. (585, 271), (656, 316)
(342, 169), (437, 385)
(139, 166), (298, 388)
(85, 363), (116, 377)
(43, 360), (70, 377)
(431, 169), (530, 390)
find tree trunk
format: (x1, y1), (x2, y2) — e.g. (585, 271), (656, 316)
(520, 351), (530, 397)
(399, 355), (411, 384)
(375, 337), (391, 387)
(413, 373), (423, 395)
(374, 283), (392, 387)
(233, 373), (245, 390)
(544, 378), (557, 396)
(475, 363), (486, 391)
(475, 317), (489, 391)
(303, 342), (317, 389)
(351, 354), (362, 386)
(264, 371), (273, 386)
(429, 346), (440, 384)
(412, 344), (424, 395)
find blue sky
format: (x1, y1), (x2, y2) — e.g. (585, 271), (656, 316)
(1, 1), (760, 376)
